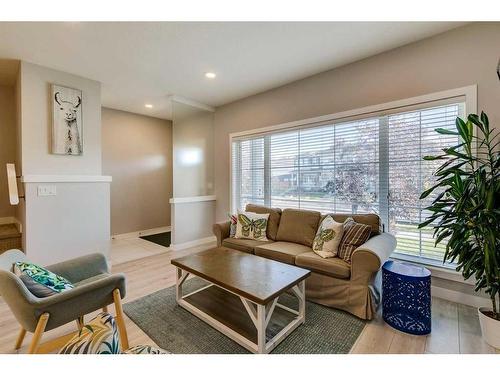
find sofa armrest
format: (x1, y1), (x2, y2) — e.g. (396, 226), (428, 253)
(350, 232), (397, 282)
(212, 221), (231, 247)
(46, 253), (110, 284)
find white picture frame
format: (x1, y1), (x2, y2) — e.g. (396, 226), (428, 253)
(51, 84), (83, 155)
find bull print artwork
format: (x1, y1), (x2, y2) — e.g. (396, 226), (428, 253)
(51, 84), (83, 155)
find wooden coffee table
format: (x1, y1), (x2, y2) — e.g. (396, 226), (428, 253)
(171, 247), (311, 354)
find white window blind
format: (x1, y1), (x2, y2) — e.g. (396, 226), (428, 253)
(386, 104), (463, 261)
(232, 137), (265, 210)
(231, 101), (465, 264)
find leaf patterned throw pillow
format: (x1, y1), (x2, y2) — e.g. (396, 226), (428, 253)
(312, 215), (344, 258)
(228, 213), (237, 238)
(123, 345), (170, 354)
(235, 211), (269, 241)
(59, 312), (121, 354)
(14, 261), (74, 298)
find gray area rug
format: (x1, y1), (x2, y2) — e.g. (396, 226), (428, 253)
(123, 279), (365, 354)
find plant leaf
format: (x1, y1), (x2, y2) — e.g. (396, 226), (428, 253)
(435, 128), (459, 136)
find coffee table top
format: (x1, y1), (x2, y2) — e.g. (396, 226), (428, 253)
(171, 247), (311, 304)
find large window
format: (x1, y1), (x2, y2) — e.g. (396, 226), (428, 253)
(231, 100), (466, 265)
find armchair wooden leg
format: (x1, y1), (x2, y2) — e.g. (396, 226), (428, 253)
(15, 328), (26, 350)
(76, 316), (84, 330)
(112, 289), (129, 351)
(28, 313), (49, 354)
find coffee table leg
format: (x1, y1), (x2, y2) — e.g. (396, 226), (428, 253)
(257, 304), (266, 354)
(298, 280), (305, 322)
(290, 280), (306, 324)
(175, 268), (182, 302)
(175, 268), (189, 303)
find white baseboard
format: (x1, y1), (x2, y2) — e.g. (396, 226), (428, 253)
(112, 226), (171, 240)
(0, 216), (22, 233)
(170, 236), (216, 251)
(432, 285), (491, 309)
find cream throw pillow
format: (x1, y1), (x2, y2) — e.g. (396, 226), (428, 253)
(235, 210), (269, 241)
(312, 215), (344, 258)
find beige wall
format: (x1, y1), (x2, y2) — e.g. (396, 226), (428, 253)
(214, 22), (500, 221)
(0, 85), (17, 218)
(102, 108), (172, 235)
(15, 66), (25, 246)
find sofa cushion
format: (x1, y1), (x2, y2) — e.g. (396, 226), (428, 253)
(338, 218), (372, 263)
(276, 208), (321, 247)
(295, 252), (351, 279)
(235, 211), (270, 241)
(222, 237), (273, 254)
(254, 241), (311, 265)
(228, 213), (237, 237)
(312, 215), (344, 258)
(323, 213), (381, 236)
(246, 204), (282, 241)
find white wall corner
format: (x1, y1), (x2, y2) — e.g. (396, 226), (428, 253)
(168, 95), (215, 112)
(169, 235), (216, 251)
(431, 285), (491, 309)
(169, 195), (216, 204)
(21, 175), (112, 183)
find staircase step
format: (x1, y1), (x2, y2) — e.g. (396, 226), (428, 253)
(0, 224), (22, 254)
(0, 224), (21, 240)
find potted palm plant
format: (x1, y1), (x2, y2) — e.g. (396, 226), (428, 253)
(419, 112), (499, 348)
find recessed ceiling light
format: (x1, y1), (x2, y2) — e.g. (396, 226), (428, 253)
(145, 104), (153, 108)
(205, 72), (216, 79)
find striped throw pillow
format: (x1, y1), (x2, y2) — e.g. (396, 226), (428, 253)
(338, 218), (371, 263)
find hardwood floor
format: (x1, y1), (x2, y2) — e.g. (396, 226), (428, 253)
(0, 239), (497, 354)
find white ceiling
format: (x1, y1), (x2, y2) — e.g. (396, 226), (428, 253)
(0, 22), (465, 119)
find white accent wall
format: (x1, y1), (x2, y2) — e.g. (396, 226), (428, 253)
(18, 62), (110, 265)
(19, 62), (102, 175)
(23, 181), (110, 265)
(171, 100), (215, 246)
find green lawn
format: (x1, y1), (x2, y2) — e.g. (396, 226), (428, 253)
(393, 223), (447, 261)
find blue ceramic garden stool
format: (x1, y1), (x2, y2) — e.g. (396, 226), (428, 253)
(382, 260), (431, 335)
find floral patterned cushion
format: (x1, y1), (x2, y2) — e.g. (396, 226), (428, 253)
(123, 345), (169, 354)
(59, 312), (168, 354)
(59, 313), (120, 354)
(14, 261), (74, 298)
(312, 215), (344, 258)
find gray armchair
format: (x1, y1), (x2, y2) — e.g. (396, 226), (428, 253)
(0, 249), (129, 354)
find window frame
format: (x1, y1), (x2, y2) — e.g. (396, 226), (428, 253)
(229, 85), (477, 268)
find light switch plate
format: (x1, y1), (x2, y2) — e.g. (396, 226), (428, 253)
(37, 185), (57, 197)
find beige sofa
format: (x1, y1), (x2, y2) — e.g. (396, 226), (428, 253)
(213, 204), (397, 320)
